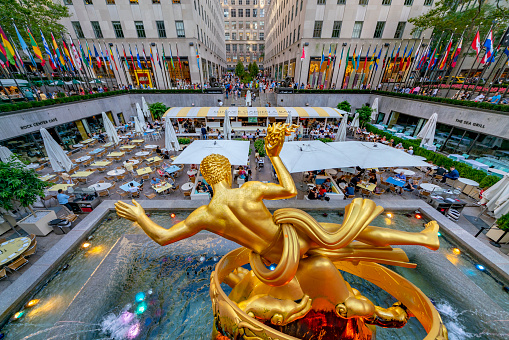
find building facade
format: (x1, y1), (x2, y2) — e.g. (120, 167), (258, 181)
(58, 0), (226, 88)
(222, 0), (266, 71)
(264, 0), (434, 87)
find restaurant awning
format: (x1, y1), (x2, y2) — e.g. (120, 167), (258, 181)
(163, 107), (344, 118)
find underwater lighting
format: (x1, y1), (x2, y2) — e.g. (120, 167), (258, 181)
(170, 213), (176, 218)
(136, 302), (148, 315)
(127, 323), (141, 339)
(82, 242), (91, 249)
(452, 248), (461, 255)
(213, 256), (219, 262)
(135, 292), (146, 303)
(415, 213), (422, 219)
(147, 289), (153, 295)
(269, 264), (277, 271)
(199, 256), (205, 262)
(25, 299), (39, 308)
(12, 311), (24, 320)
(476, 264), (485, 271)
(121, 311), (134, 324)
(437, 232), (442, 237)
(386, 213), (393, 218)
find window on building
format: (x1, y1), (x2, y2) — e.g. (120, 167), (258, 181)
(253, 9), (257, 17)
(172, 0), (180, 3)
(254, 0), (257, 4)
(153, 0), (161, 3)
(252, 44), (257, 51)
(239, 32), (244, 40)
(134, 21), (146, 37)
(231, 9), (236, 17)
(232, 32), (237, 40)
(84, 0), (92, 4)
(106, 0), (115, 4)
(337, 0), (345, 4)
(239, 0), (242, 4)
(232, 44), (237, 52)
(424, 0), (433, 5)
(232, 21), (237, 29)
(404, 0), (413, 5)
(297, 24), (300, 40)
(293, 28), (296, 42)
(225, 32), (230, 40)
(352, 21), (363, 38)
(239, 44), (244, 52)
(245, 22), (250, 29)
(359, 0), (368, 4)
(259, 21), (263, 29)
(91, 21), (103, 38)
(412, 27), (423, 39)
(246, 9), (250, 17)
(246, 32), (250, 40)
(253, 22), (257, 29)
(300, 0), (303, 11)
(239, 9), (243, 17)
(373, 21), (385, 38)
(382, 0), (391, 4)
(259, 32), (264, 40)
(226, 44), (230, 52)
(246, 44), (250, 52)
(394, 21), (405, 39)
(239, 22), (244, 29)
(259, 44), (264, 51)
(260, 9), (264, 17)
(175, 20), (185, 37)
(111, 21), (124, 38)
(246, 0), (250, 4)
(313, 21), (322, 38)
(331, 21), (341, 38)
(130, 0), (138, 4)
(225, 21), (230, 30)
(224, 9), (229, 17)
(63, 0), (73, 4)
(317, 0), (326, 4)
(156, 21), (166, 38)
(72, 21), (85, 38)
(253, 32), (257, 39)
(231, 0), (235, 4)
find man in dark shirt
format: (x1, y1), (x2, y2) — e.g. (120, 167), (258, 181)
(350, 175), (360, 187)
(434, 165), (447, 178)
(308, 187), (319, 200)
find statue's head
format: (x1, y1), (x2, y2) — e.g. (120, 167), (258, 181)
(200, 154), (231, 186)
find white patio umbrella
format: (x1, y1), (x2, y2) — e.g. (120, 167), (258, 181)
(335, 113), (349, 142)
(285, 111), (294, 142)
(101, 112), (120, 145)
(327, 141), (430, 169)
(371, 98), (379, 121)
(0, 146), (15, 163)
(223, 109), (232, 140)
(136, 103), (146, 128)
(417, 113), (438, 147)
(164, 118), (180, 152)
(481, 174), (509, 218)
(142, 97), (151, 119)
(172, 140), (250, 165)
(280, 141), (356, 173)
(40, 128), (73, 172)
(351, 112), (360, 128)
(134, 117), (144, 135)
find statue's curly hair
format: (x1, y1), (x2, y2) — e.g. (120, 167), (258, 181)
(200, 154), (231, 185)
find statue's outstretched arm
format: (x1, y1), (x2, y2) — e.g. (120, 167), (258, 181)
(115, 200), (204, 246)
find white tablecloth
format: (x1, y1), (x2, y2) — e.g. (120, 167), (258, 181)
(107, 169), (126, 176)
(88, 183), (113, 191)
(464, 159), (489, 170)
(419, 183), (442, 192)
(458, 177), (479, 187)
(394, 169), (415, 176)
(145, 145), (158, 149)
(75, 156), (91, 163)
(124, 159), (140, 165)
(135, 151), (150, 157)
(182, 182), (194, 190)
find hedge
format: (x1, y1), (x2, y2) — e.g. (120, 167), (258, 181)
(365, 125), (501, 188)
(292, 89), (509, 114)
(0, 89), (206, 113)
(254, 139), (266, 157)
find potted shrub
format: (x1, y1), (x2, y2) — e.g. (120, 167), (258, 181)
(486, 213), (509, 244)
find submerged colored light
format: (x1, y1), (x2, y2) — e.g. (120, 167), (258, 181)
(269, 264), (276, 271)
(136, 301), (148, 315)
(82, 242), (91, 249)
(170, 213), (176, 218)
(476, 264), (485, 271)
(26, 299), (39, 308)
(13, 311), (24, 320)
(135, 292), (146, 303)
(415, 214), (422, 219)
(437, 232), (442, 237)
(121, 311), (134, 324)
(386, 213), (392, 218)
(127, 322), (141, 339)
(452, 248), (461, 255)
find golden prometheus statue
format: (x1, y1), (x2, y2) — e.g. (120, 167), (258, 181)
(115, 123), (448, 340)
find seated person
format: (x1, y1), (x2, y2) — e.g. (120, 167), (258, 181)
(196, 181), (208, 193)
(61, 173), (74, 184)
(400, 179), (418, 194)
(151, 177), (161, 185)
(395, 172), (406, 181)
(317, 169), (326, 176)
(407, 146), (414, 155)
(355, 166), (366, 175)
(425, 161), (436, 176)
(318, 185), (327, 198)
(127, 182), (140, 193)
(368, 173), (378, 185)
(164, 175), (176, 187)
(350, 175), (361, 187)
(389, 139), (395, 147)
(162, 151), (170, 159)
(344, 184), (355, 197)
(323, 178), (333, 192)
(337, 175), (348, 185)
(124, 162), (134, 173)
(442, 166), (459, 182)
(307, 187), (319, 200)
(156, 146), (162, 154)
(238, 166), (247, 180)
(395, 143), (404, 150)
(157, 168), (165, 176)
(434, 165), (447, 178)
(57, 189), (74, 211)
(305, 170), (317, 182)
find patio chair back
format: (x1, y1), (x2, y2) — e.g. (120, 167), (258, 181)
(7, 256), (28, 271)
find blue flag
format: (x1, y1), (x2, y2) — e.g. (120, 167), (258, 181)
(135, 44), (142, 69)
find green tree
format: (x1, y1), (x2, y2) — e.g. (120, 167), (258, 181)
(235, 61), (245, 77)
(356, 105), (374, 127)
(0, 0), (70, 46)
(0, 157), (50, 216)
(148, 102), (169, 120)
(337, 100), (351, 113)
(248, 62), (259, 78)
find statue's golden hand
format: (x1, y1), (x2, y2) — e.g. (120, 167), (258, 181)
(265, 122), (299, 157)
(115, 199), (146, 223)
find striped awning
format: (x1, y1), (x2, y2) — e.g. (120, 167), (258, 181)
(163, 107), (344, 118)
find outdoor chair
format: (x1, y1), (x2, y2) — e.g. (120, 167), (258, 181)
(142, 174), (150, 180)
(116, 175), (126, 182)
(183, 191), (191, 198)
(388, 186), (398, 195)
(29, 234), (36, 243)
(433, 175), (443, 184)
(419, 190), (431, 200)
(361, 189), (372, 198)
(7, 256), (28, 272)
(76, 178), (88, 185)
(372, 189), (385, 198)
(172, 184), (180, 193)
(97, 167), (106, 173)
(42, 195), (56, 208)
(22, 241), (37, 258)
(99, 190), (110, 197)
(0, 268), (8, 281)
(0, 238), (7, 243)
(35, 165), (45, 172)
(117, 190), (129, 199)
(345, 194), (355, 199)
(144, 193), (157, 199)
(130, 191), (140, 199)
(105, 176), (115, 181)
(98, 180), (105, 183)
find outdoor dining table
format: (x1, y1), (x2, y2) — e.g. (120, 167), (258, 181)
(146, 156), (162, 164)
(91, 160), (112, 167)
(120, 180), (141, 192)
(120, 145), (136, 150)
(386, 177), (406, 187)
(75, 156), (91, 163)
(464, 159), (489, 171)
(71, 171), (95, 178)
(124, 159), (140, 165)
(132, 139), (145, 144)
(394, 169), (415, 176)
(104, 142), (114, 148)
(73, 144), (84, 148)
(88, 183), (113, 191)
(119, 136), (129, 140)
(457, 177), (479, 187)
(88, 148), (105, 155)
(47, 183), (75, 193)
(181, 182), (194, 191)
(419, 183), (442, 192)
(164, 165), (181, 175)
(357, 183), (376, 192)
(0, 237), (31, 266)
(137, 167), (153, 176)
(145, 145), (158, 149)
(448, 154), (465, 161)
(107, 169), (126, 176)
(38, 174), (56, 181)
(326, 169), (338, 175)
(106, 152), (125, 158)
(81, 138), (95, 144)
(135, 151), (150, 157)
(26, 163), (40, 169)
(152, 181), (174, 194)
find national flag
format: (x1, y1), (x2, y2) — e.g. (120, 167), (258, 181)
(403, 45), (414, 71)
(327, 44), (332, 66)
(99, 43), (111, 70)
(196, 45), (200, 70)
(40, 31), (55, 69)
(0, 25), (16, 65)
(429, 45), (441, 71)
(356, 45), (362, 71)
(85, 41), (93, 65)
(121, 44), (129, 70)
(61, 37), (74, 70)
(0, 41), (7, 67)
(78, 40), (89, 68)
(375, 46), (382, 70)
(300, 45), (305, 60)
(109, 45), (118, 71)
(115, 45), (123, 70)
(176, 44), (182, 70)
(128, 44), (135, 69)
(337, 45), (344, 70)
(26, 28), (45, 66)
(93, 43), (102, 68)
(439, 38), (452, 70)
(155, 45), (161, 68)
(320, 45), (325, 68)
(168, 43), (175, 69)
(51, 33), (66, 68)
(142, 45), (149, 68)
(70, 38), (82, 70)
(363, 46), (370, 73)
(395, 43), (401, 69)
(149, 45), (155, 68)
(368, 46), (376, 71)
(471, 30), (481, 61)
(14, 24), (36, 66)
(504, 47), (509, 66)
(135, 44), (142, 69)
(161, 43), (167, 70)
(12, 42), (24, 69)
(351, 46), (356, 69)
(399, 43), (408, 69)
(418, 45), (431, 70)
(451, 37), (462, 68)
(481, 30), (494, 64)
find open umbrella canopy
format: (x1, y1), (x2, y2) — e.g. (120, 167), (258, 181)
(327, 141), (429, 169)
(371, 98), (379, 121)
(223, 109), (232, 140)
(164, 118), (180, 151)
(351, 112), (360, 128)
(40, 128), (73, 172)
(335, 113), (349, 142)
(89, 79), (105, 84)
(136, 103), (146, 127)
(134, 117), (144, 135)
(142, 97), (151, 118)
(417, 113), (438, 147)
(280, 141), (356, 173)
(481, 174), (509, 218)
(172, 140), (250, 165)
(101, 112), (120, 145)
(49, 80), (65, 86)
(0, 146), (15, 163)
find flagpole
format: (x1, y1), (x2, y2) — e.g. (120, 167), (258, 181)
(341, 44), (354, 89)
(376, 44), (390, 90)
(403, 35), (427, 90)
(297, 44), (305, 88)
(422, 31), (444, 93)
(8, 34), (41, 101)
(469, 22), (499, 98)
(69, 35), (90, 92)
(481, 49), (509, 99)
(382, 42), (398, 91)
(367, 45), (379, 88)
(19, 23), (49, 95)
(155, 44), (169, 89)
(333, 44), (344, 89)
(121, 43), (132, 86)
(398, 40), (416, 90)
(436, 31), (462, 95)
(455, 25), (485, 95)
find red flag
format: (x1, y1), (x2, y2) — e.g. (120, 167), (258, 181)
(439, 40), (452, 70)
(451, 38), (462, 68)
(471, 30), (480, 61)
(300, 46), (305, 60)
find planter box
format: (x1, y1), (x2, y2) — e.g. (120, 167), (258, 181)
(17, 210), (57, 236)
(486, 225), (509, 244)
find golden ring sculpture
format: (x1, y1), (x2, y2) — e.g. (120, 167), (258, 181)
(115, 122), (448, 339)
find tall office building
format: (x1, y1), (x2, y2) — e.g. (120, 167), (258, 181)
(264, 0), (434, 87)
(58, 0), (226, 88)
(222, 0), (266, 71)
